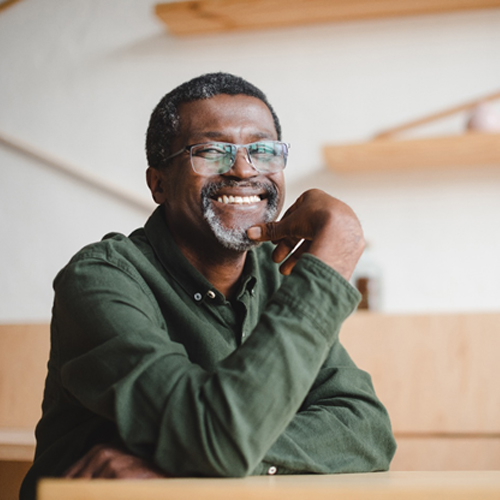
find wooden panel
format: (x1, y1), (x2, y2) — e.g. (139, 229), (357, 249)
(340, 312), (500, 433)
(392, 436), (500, 471)
(0, 461), (32, 500)
(38, 472), (500, 500)
(0, 324), (49, 428)
(323, 133), (500, 173)
(155, 0), (500, 36)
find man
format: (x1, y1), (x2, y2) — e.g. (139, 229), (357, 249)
(21, 73), (395, 498)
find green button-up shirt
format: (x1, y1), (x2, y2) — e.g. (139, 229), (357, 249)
(21, 207), (395, 499)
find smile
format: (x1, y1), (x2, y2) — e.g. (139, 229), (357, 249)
(216, 195), (261, 205)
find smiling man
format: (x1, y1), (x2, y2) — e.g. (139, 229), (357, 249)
(20, 73), (395, 499)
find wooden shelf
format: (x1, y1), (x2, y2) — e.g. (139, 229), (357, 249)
(155, 0), (500, 36)
(323, 132), (500, 173)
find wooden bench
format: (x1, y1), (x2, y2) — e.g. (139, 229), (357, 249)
(1, 313), (499, 499)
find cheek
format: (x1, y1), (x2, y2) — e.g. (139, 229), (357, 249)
(270, 173), (285, 210)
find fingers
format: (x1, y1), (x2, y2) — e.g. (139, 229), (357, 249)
(247, 221), (280, 243)
(63, 444), (166, 479)
(63, 445), (105, 478)
(272, 236), (302, 263)
(278, 240), (310, 275)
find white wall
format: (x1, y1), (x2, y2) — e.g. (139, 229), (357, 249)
(1, 0), (499, 321)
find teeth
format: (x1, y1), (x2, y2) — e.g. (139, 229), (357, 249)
(216, 195), (261, 204)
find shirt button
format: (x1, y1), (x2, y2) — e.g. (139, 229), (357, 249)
(194, 292), (203, 301)
(207, 290), (216, 299)
(267, 466), (277, 475)
(242, 331), (246, 338)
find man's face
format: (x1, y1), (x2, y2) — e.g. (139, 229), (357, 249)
(150, 94), (285, 253)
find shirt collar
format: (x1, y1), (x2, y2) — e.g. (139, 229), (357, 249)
(143, 206), (258, 305)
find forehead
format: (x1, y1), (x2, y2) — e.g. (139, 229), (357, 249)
(176, 94), (278, 143)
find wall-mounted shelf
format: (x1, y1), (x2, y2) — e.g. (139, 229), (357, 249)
(155, 0), (500, 36)
(324, 132), (500, 173)
(324, 90), (500, 173)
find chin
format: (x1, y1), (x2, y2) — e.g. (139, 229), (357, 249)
(204, 209), (261, 252)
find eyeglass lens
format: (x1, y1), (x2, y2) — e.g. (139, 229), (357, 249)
(190, 142), (288, 175)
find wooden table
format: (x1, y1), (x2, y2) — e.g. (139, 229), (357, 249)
(38, 471), (500, 500)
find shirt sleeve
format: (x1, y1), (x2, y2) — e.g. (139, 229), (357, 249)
(53, 247), (393, 477)
(253, 340), (397, 475)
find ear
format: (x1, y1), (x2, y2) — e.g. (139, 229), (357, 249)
(146, 167), (168, 205)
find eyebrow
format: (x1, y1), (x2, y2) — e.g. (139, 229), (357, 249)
(189, 130), (276, 142)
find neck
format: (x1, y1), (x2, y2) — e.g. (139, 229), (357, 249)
(182, 246), (247, 299)
(164, 218), (247, 300)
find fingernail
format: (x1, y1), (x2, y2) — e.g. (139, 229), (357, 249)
(247, 226), (262, 240)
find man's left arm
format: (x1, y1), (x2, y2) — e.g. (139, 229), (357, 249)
(253, 338), (396, 475)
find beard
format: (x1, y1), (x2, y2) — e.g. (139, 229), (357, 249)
(201, 180), (280, 252)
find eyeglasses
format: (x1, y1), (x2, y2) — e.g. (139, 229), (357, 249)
(164, 141), (290, 176)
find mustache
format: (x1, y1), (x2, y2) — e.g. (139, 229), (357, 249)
(201, 179), (278, 203)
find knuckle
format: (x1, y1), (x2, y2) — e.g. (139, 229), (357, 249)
(266, 222), (278, 241)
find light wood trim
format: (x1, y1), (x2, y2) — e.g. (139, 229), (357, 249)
(38, 472), (500, 500)
(341, 312), (500, 434)
(0, 131), (154, 213)
(323, 132), (500, 172)
(392, 437), (500, 471)
(374, 91), (500, 140)
(0, 429), (35, 461)
(155, 0), (500, 36)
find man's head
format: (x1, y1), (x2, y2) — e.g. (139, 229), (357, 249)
(146, 73), (286, 254)
(146, 72), (282, 171)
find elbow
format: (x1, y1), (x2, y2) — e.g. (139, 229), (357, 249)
(201, 447), (257, 478)
(155, 439), (258, 478)
(372, 434), (397, 471)
(365, 418), (397, 472)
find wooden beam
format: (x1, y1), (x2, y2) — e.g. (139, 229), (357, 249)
(323, 132), (500, 173)
(0, 0), (22, 14)
(0, 131), (154, 214)
(155, 0), (500, 36)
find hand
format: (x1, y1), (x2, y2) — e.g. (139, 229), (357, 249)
(247, 189), (364, 280)
(63, 443), (166, 479)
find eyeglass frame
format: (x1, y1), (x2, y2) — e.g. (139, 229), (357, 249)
(163, 140), (290, 175)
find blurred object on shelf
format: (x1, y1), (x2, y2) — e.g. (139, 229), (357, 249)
(351, 243), (382, 311)
(466, 102), (500, 132)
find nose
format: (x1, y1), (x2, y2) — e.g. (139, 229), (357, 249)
(224, 147), (258, 179)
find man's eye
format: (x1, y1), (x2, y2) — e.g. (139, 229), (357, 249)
(196, 146), (226, 158)
(250, 143), (277, 157)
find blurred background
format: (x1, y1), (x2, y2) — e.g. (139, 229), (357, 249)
(1, 0), (499, 321)
(1, 3), (500, 495)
